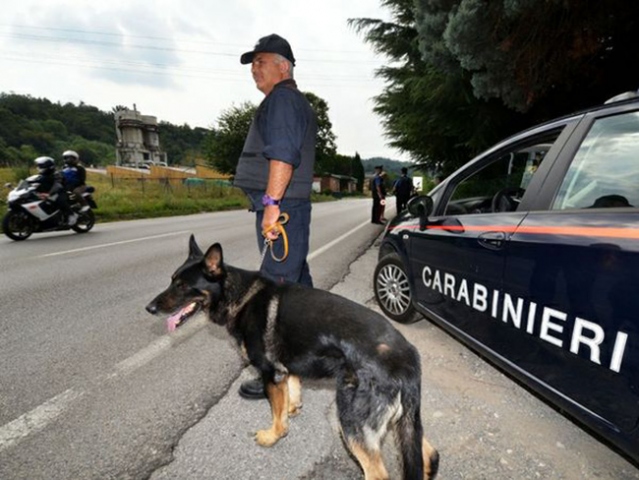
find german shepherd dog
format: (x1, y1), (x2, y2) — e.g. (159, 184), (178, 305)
(146, 236), (439, 480)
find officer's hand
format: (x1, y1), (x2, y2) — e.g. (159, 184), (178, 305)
(262, 205), (281, 241)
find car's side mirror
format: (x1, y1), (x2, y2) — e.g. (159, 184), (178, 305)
(407, 195), (434, 231)
(407, 195), (434, 218)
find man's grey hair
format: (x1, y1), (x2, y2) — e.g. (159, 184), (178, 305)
(275, 54), (295, 78)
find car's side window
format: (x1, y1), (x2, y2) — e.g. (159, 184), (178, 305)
(444, 135), (560, 215)
(552, 110), (639, 210)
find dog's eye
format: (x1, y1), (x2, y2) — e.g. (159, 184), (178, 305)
(174, 279), (192, 291)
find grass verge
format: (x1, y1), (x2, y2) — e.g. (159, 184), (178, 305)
(0, 168), (340, 227)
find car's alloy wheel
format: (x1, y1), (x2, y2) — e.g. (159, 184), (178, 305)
(374, 253), (419, 324)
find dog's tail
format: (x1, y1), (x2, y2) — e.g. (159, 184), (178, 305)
(396, 382), (440, 479)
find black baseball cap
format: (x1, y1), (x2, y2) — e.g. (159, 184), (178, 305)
(240, 34), (296, 66)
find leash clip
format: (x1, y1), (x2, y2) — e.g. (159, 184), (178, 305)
(260, 213), (290, 263)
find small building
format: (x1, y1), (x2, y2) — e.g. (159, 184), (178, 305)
(114, 105), (167, 168)
(314, 174), (357, 194)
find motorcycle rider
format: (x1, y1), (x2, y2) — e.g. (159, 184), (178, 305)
(33, 156), (78, 226)
(61, 150), (89, 211)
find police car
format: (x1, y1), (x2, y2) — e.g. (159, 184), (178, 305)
(373, 91), (639, 464)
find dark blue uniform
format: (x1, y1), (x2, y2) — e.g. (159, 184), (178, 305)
(234, 79), (317, 286)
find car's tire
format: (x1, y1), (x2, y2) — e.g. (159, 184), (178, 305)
(2, 210), (34, 241)
(374, 253), (420, 324)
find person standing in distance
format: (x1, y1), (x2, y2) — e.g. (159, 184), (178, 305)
(233, 34), (318, 400)
(393, 167), (414, 212)
(370, 165), (386, 224)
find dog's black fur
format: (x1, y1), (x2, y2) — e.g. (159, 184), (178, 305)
(146, 236), (439, 480)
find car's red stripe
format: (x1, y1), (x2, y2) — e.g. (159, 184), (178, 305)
(389, 224), (639, 239)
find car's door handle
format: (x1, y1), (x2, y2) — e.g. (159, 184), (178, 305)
(477, 231), (507, 250)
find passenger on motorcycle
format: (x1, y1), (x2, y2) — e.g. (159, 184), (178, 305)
(61, 150), (89, 211)
(34, 156), (78, 226)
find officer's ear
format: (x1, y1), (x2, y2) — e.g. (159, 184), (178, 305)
(279, 59), (291, 75)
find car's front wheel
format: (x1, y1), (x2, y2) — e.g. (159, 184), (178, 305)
(374, 253), (419, 324)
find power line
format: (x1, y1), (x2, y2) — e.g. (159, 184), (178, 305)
(0, 47), (379, 81)
(0, 23), (376, 55)
(0, 30), (384, 65)
(0, 53), (380, 87)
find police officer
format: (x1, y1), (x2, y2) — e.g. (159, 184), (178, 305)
(233, 33), (318, 399)
(393, 167), (415, 212)
(371, 165), (386, 224)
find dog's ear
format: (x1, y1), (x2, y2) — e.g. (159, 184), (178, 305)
(189, 234), (204, 259)
(203, 243), (224, 276)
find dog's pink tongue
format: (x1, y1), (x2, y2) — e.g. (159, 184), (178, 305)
(166, 312), (182, 332)
(166, 303), (197, 333)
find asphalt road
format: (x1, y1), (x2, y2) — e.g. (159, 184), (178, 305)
(2, 197), (638, 479)
(0, 198), (384, 480)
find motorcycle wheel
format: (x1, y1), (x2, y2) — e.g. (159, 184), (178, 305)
(2, 210), (34, 241)
(71, 209), (95, 234)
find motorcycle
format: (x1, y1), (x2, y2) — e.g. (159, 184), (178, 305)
(2, 175), (98, 241)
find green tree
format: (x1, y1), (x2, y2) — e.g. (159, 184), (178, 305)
(350, 1), (515, 173)
(203, 102), (256, 174)
(352, 152), (365, 191)
(160, 123), (209, 165)
(203, 93), (340, 176)
(415, 0), (639, 113)
(351, 0), (639, 175)
(40, 119), (69, 139)
(303, 92), (337, 175)
(0, 93), (205, 167)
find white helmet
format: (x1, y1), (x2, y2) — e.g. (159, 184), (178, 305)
(35, 156), (56, 174)
(62, 150), (79, 164)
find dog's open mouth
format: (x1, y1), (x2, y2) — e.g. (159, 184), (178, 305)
(166, 302), (200, 332)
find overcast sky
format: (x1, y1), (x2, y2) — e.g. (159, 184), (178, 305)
(1, 0), (410, 161)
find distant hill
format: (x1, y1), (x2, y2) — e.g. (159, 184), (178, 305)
(0, 92), (207, 167)
(0, 92), (412, 178)
(361, 157), (415, 174)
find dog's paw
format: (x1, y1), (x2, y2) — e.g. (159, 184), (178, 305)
(288, 404), (302, 417)
(255, 428), (286, 447)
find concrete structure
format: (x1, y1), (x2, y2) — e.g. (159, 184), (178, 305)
(114, 105), (167, 167)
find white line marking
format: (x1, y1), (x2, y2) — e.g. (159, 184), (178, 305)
(111, 315), (207, 377)
(308, 219), (371, 260)
(40, 231), (191, 258)
(0, 388), (84, 452)
(0, 315), (207, 453)
(4, 219), (371, 451)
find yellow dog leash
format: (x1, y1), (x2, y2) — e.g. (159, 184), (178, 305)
(260, 212), (290, 263)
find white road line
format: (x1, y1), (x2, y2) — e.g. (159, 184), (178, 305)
(0, 315), (207, 453)
(0, 388), (84, 452)
(40, 231), (191, 258)
(4, 219), (372, 451)
(111, 315), (207, 377)
(308, 219), (371, 260)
